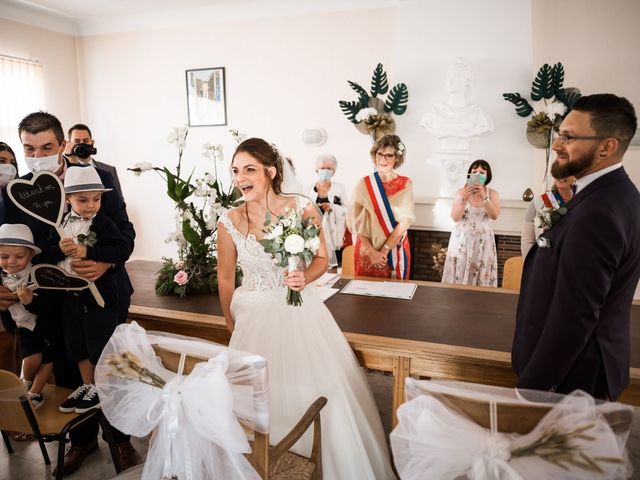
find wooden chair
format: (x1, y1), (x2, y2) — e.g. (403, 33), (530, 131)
(502, 255), (523, 290)
(392, 379), (634, 478)
(152, 345), (327, 479)
(341, 245), (354, 276)
(0, 370), (121, 480)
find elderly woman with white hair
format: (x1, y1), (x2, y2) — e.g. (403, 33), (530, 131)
(306, 153), (350, 266)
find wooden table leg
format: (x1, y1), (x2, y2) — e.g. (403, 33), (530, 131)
(392, 355), (411, 428)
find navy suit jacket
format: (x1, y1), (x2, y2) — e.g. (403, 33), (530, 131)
(512, 167), (640, 400)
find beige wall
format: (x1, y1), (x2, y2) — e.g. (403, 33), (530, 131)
(533, 0), (640, 184)
(0, 18), (81, 165)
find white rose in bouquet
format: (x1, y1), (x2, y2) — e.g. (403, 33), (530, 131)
(305, 235), (321, 253)
(284, 234), (305, 254)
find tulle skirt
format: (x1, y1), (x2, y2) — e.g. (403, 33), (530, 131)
(230, 285), (395, 480)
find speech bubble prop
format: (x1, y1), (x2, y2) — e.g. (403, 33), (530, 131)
(30, 264), (105, 308)
(7, 171), (66, 238)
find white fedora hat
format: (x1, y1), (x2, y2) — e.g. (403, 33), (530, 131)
(64, 166), (112, 194)
(0, 223), (42, 254)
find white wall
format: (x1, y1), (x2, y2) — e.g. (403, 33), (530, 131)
(75, 1), (533, 259)
(0, 18), (81, 171)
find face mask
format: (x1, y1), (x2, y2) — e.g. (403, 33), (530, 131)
(317, 169), (334, 182)
(477, 173), (487, 185)
(0, 163), (17, 187)
(25, 153), (60, 173)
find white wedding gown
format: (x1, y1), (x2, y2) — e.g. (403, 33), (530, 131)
(218, 203), (395, 480)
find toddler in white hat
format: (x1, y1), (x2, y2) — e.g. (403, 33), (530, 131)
(0, 223), (51, 409)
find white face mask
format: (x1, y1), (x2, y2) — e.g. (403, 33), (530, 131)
(25, 153), (60, 173)
(317, 169), (334, 182)
(0, 163), (17, 187)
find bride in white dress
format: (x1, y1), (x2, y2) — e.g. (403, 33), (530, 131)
(217, 138), (395, 479)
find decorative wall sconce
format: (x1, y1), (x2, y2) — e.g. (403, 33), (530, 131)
(301, 128), (327, 147)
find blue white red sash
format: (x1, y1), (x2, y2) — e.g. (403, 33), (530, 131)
(363, 172), (409, 279)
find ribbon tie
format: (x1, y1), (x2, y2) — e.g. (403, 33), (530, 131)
(96, 322), (264, 480)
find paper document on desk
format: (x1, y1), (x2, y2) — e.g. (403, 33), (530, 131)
(314, 272), (341, 287)
(340, 280), (417, 300)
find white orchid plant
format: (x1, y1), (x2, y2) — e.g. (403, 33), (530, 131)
(129, 125), (243, 296)
(259, 207), (321, 306)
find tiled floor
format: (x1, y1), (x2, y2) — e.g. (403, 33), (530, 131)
(2, 372), (639, 479)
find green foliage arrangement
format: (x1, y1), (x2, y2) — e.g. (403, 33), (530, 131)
(339, 63), (409, 142)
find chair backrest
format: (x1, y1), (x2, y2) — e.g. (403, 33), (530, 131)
(0, 370), (36, 433)
(502, 255), (523, 290)
(151, 345), (271, 478)
(341, 245), (354, 276)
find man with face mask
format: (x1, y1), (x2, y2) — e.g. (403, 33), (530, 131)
(512, 94), (640, 401)
(64, 123), (123, 200)
(0, 111), (140, 474)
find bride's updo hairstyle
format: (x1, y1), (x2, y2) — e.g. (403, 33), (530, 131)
(233, 138), (284, 194)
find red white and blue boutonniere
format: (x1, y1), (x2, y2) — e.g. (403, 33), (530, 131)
(534, 191), (568, 248)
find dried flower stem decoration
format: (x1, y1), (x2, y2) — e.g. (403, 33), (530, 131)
(105, 352), (166, 388)
(511, 422), (623, 473)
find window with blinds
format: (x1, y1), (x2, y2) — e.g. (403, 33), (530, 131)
(0, 54), (45, 170)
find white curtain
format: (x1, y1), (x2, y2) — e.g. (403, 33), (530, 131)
(0, 55), (45, 174)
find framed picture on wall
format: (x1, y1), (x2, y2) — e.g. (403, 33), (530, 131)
(185, 67), (227, 126)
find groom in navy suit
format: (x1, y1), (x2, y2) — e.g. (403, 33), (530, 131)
(512, 94), (640, 401)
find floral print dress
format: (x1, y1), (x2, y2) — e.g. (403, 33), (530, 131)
(441, 200), (498, 287)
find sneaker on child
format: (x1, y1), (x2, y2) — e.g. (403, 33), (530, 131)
(29, 392), (44, 410)
(74, 384), (100, 413)
(59, 384), (92, 413)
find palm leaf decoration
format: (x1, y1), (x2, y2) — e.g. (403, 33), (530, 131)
(348, 81), (370, 107)
(556, 87), (582, 110)
(384, 84), (409, 115)
(502, 93), (534, 117)
(339, 100), (361, 123)
(371, 63), (389, 97)
(551, 62), (564, 96)
(531, 63), (555, 101)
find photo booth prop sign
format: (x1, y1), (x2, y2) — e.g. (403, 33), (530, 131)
(7, 171), (66, 238)
(30, 264), (105, 307)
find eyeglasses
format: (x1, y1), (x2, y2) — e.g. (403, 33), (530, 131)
(554, 133), (609, 145)
(375, 152), (396, 161)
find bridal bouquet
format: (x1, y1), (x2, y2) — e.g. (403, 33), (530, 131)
(259, 208), (321, 306)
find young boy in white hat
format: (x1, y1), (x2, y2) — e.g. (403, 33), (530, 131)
(34, 166), (130, 414)
(0, 223), (52, 408)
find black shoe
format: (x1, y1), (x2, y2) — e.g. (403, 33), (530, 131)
(59, 384), (92, 413)
(75, 384), (101, 413)
(29, 392), (44, 410)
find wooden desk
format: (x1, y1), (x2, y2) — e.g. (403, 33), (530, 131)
(127, 260), (640, 423)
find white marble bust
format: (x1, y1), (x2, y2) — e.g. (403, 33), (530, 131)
(421, 59), (494, 149)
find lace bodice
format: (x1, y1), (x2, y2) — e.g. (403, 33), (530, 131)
(218, 197), (310, 294)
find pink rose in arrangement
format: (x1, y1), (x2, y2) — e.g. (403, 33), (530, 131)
(174, 270), (189, 286)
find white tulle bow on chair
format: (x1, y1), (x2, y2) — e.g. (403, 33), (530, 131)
(390, 378), (633, 480)
(95, 321), (269, 480)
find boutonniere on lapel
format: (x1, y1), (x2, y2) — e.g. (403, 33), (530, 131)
(77, 231), (97, 247)
(333, 195), (342, 206)
(534, 190), (568, 234)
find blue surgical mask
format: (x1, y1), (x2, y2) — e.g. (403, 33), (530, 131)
(478, 173), (487, 185)
(317, 169), (334, 182)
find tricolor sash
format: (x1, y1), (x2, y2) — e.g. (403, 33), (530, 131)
(363, 172), (409, 279)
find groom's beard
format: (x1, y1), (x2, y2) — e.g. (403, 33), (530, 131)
(550, 145), (598, 179)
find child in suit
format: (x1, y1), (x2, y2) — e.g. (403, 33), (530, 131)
(0, 223), (53, 408)
(36, 166), (130, 413)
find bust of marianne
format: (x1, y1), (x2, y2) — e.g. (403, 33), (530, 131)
(420, 59), (494, 145)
